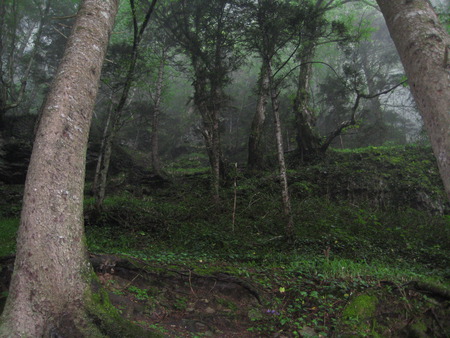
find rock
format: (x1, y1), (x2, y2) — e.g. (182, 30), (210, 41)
(205, 306), (215, 314)
(299, 327), (316, 337)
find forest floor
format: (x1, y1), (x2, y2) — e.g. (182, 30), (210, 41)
(1, 145), (450, 336)
(88, 253), (450, 337)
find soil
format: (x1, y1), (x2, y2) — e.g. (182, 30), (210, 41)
(91, 254), (263, 337)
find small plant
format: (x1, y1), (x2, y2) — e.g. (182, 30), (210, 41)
(173, 296), (188, 311)
(111, 289), (125, 296)
(128, 285), (149, 301)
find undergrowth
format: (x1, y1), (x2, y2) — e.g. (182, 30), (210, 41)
(1, 145), (449, 336)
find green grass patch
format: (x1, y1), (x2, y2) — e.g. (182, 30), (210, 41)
(0, 218), (19, 257)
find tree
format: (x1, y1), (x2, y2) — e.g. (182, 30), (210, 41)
(292, 0), (355, 158)
(150, 44), (168, 175)
(92, 0), (157, 210)
(161, 0), (242, 202)
(240, 0), (300, 234)
(0, 0), (119, 336)
(242, 0), (302, 171)
(0, 0), (52, 126)
(376, 0), (450, 200)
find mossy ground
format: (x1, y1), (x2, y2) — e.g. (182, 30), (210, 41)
(1, 145), (449, 336)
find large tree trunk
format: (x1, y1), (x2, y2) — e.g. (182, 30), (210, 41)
(376, 0), (450, 200)
(0, 0), (118, 336)
(247, 63), (270, 171)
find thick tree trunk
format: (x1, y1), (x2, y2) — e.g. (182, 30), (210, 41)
(377, 0), (450, 200)
(248, 63), (270, 171)
(0, 0), (118, 336)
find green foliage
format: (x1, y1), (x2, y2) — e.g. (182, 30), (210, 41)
(342, 293), (378, 320)
(0, 218), (19, 257)
(1, 146), (449, 335)
(165, 153), (210, 175)
(128, 286), (149, 301)
(86, 282), (162, 337)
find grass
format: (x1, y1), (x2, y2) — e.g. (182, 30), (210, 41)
(0, 218), (19, 257)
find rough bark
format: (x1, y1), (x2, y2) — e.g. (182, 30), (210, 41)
(248, 63), (270, 171)
(376, 0), (450, 200)
(0, 0), (118, 336)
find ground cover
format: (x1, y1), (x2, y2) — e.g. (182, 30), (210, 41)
(1, 145), (449, 336)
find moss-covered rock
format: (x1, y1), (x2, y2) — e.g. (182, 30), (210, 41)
(342, 293), (378, 320)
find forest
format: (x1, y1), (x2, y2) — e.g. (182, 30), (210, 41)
(0, 0), (449, 336)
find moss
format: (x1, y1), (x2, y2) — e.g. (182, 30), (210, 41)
(343, 293), (378, 320)
(82, 275), (163, 338)
(340, 292), (379, 336)
(409, 320), (428, 336)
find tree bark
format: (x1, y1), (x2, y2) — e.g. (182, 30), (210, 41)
(0, 0), (118, 336)
(376, 0), (450, 200)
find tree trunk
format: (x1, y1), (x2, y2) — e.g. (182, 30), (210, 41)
(267, 61), (294, 238)
(376, 0), (450, 200)
(248, 63), (270, 171)
(151, 48), (166, 175)
(0, 0), (118, 336)
(360, 46), (386, 144)
(293, 44), (322, 159)
(93, 123), (115, 210)
(193, 63), (222, 203)
(92, 97), (113, 200)
(92, 0), (157, 210)
(201, 104), (221, 203)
